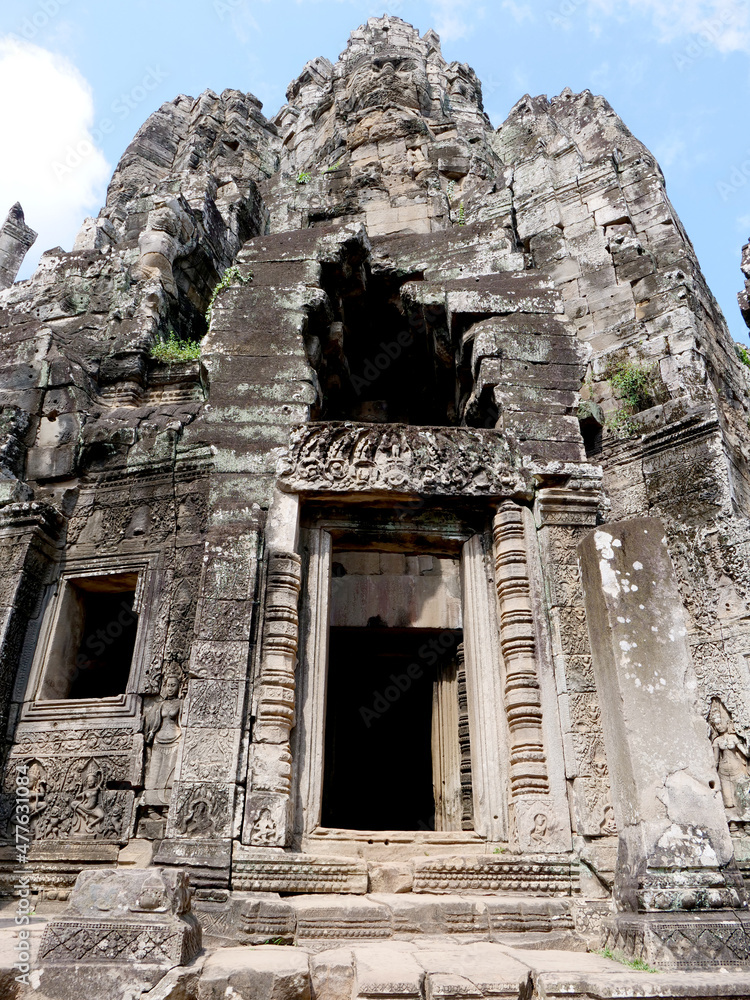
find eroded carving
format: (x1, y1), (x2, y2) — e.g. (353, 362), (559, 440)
(278, 423), (529, 496)
(143, 674), (183, 808)
(709, 697), (750, 826)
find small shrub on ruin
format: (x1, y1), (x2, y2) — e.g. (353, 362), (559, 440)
(205, 265), (253, 326)
(605, 358), (656, 412)
(150, 331), (201, 363)
(296, 171), (312, 184)
(736, 342), (750, 368)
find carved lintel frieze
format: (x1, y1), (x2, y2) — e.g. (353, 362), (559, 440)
(277, 423), (532, 497)
(493, 501), (548, 797)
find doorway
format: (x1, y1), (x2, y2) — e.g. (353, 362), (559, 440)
(321, 626), (462, 831)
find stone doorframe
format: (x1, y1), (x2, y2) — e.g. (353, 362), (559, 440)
(241, 499), (573, 853)
(293, 525), (510, 841)
(290, 506), (571, 848)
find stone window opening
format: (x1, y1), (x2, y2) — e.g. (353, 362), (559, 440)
(306, 258), (458, 426)
(36, 572), (140, 701)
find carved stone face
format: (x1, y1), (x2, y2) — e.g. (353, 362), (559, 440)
(163, 676), (180, 699)
(347, 53), (430, 113)
(710, 699), (729, 734)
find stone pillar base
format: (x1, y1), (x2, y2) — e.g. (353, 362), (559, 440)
(603, 911), (750, 970)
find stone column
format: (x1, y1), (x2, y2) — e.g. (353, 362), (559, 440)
(578, 516), (750, 968)
(242, 551), (302, 847)
(492, 502), (548, 797)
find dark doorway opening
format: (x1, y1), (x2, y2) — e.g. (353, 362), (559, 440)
(321, 626), (462, 831)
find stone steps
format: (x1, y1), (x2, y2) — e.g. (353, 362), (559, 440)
(192, 891), (581, 949)
(187, 941), (750, 1000)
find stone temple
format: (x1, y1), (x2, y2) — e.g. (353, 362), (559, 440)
(2, 14), (750, 998)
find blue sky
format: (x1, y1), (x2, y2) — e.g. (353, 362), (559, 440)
(1, 0), (749, 343)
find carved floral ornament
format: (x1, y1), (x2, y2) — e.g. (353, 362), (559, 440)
(277, 423), (531, 496)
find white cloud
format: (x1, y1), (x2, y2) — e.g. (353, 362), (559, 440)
(653, 132), (687, 168)
(501, 1), (534, 23)
(737, 213), (750, 231)
(0, 36), (110, 280)
(428, 0), (481, 41)
(589, 0), (750, 53)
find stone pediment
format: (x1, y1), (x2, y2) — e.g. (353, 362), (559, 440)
(277, 421), (532, 497)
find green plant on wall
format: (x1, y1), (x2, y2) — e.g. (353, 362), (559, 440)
(205, 265), (252, 326)
(150, 331), (201, 363)
(603, 357), (656, 438)
(296, 170), (312, 184)
(457, 201), (466, 226)
(736, 343), (750, 368)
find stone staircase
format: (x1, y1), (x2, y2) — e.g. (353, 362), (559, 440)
(192, 891), (583, 951)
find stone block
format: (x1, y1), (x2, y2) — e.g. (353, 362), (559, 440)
(232, 846), (368, 894)
(197, 946), (311, 1000)
(603, 910), (750, 971)
(367, 863), (414, 894)
(36, 868), (201, 995)
(291, 896), (392, 941)
(412, 855), (577, 895)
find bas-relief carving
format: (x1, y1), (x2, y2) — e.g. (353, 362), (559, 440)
(142, 675), (183, 808)
(2, 729), (142, 844)
(169, 782), (232, 839)
(709, 697), (750, 826)
(38, 868), (201, 966)
(29, 759), (132, 843)
(278, 423), (530, 496)
(538, 518), (615, 838)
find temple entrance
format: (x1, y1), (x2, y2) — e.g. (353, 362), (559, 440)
(321, 627), (462, 831)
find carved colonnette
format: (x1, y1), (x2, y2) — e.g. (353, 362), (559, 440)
(241, 551), (302, 847)
(492, 502), (548, 799)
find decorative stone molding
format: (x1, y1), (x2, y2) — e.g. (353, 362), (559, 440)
(603, 911), (750, 970)
(278, 423), (531, 497)
(412, 855), (578, 895)
(232, 846), (368, 893)
(243, 551), (302, 847)
(492, 502), (548, 797)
